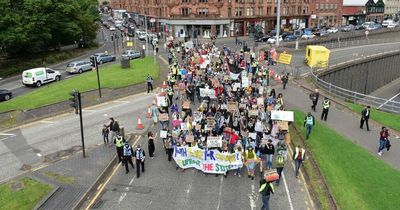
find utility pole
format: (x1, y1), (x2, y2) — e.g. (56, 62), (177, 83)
(112, 34), (116, 55)
(276, 0), (281, 47)
(69, 91), (86, 158)
(145, 15), (149, 56)
(90, 56), (102, 98)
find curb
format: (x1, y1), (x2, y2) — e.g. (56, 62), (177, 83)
(34, 185), (61, 210)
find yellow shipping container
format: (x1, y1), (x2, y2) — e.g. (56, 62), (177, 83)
(304, 45), (330, 68)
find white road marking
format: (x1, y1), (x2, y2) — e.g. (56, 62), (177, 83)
(248, 184), (257, 210)
(378, 92), (400, 109)
(118, 192), (127, 204)
(216, 176), (223, 210)
(36, 153), (42, 157)
(282, 173), (295, 210)
(114, 100), (130, 103)
(186, 184), (191, 197)
(40, 120), (55, 124)
(0, 133), (16, 136)
(129, 177), (135, 185)
(82, 109), (97, 112)
(103, 113), (108, 116)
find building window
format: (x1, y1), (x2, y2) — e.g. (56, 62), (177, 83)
(198, 8), (209, 15)
(274, 6), (277, 15)
(334, 4), (337, 9)
(228, 8), (232, 17)
(259, 0), (263, 3)
(235, 7), (243, 16)
(316, 3), (318, 10)
(181, 8), (191, 16)
(298, 6), (301, 14)
(267, 6), (271, 15)
(330, 4), (333, 10)
(258, 7), (263, 15)
(182, 0), (191, 2)
(246, 7), (254, 16)
(199, 0), (208, 2)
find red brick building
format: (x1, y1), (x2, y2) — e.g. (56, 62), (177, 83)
(309, 0), (343, 28)
(110, 0), (313, 38)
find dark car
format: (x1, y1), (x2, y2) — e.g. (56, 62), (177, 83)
(255, 36), (271, 42)
(314, 29), (328, 36)
(0, 89), (12, 102)
(281, 32), (292, 39)
(284, 34), (297, 41)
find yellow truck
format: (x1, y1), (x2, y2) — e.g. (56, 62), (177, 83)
(304, 45), (330, 68)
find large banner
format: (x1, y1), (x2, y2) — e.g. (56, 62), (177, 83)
(173, 146), (243, 174)
(271, 110), (294, 122)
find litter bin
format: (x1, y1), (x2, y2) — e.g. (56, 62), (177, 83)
(121, 59), (130, 69)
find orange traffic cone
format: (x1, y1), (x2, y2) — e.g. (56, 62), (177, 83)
(137, 116), (143, 130)
(147, 106), (151, 118)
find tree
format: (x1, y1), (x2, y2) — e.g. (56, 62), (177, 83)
(0, 0), (99, 56)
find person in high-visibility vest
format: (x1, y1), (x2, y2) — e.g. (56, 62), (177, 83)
(321, 97), (331, 121)
(244, 146), (259, 180)
(114, 135), (125, 162)
(303, 112), (315, 139)
(259, 176), (275, 210)
(292, 145), (306, 178)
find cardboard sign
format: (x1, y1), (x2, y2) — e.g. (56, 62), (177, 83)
(181, 123), (189, 130)
(207, 136), (223, 148)
(277, 121), (289, 131)
(257, 98), (264, 106)
(160, 130), (167, 138)
(195, 124), (201, 130)
(186, 135), (194, 143)
(183, 101), (191, 109)
(271, 110), (294, 122)
(227, 101), (238, 112)
(196, 70), (203, 75)
(239, 103), (246, 109)
(159, 113), (169, 122)
(207, 117), (215, 128)
(249, 110), (258, 116)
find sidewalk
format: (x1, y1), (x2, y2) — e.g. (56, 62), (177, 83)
(275, 79), (400, 171)
(32, 144), (116, 210)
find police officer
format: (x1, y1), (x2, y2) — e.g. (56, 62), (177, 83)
(303, 112), (315, 140)
(123, 142), (134, 174)
(321, 97), (330, 121)
(146, 74), (153, 93)
(259, 175), (275, 210)
(114, 135), (125, 162)
(135, 144), (146, 178)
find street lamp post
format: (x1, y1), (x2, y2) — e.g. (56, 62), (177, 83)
(112, 34), (116, 55)
(276, 0), (281, 47)
(145, 15), (149, 56)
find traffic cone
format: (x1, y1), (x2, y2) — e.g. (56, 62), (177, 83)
(147, 106), (151, 118)
(137, 116), (143, 130)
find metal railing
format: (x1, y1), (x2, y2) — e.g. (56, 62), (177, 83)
(309, 49), (400, 114)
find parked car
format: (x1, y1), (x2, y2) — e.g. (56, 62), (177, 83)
(354, 24), (364, 30)
(281, 32), (293, 39)
(267, 36), (283, 44)
(94, 53), (116, 64)
(301, 32), (315, 39)
(255, 35), (271, 42)
(341, 25), (355, 32)
(327, 27), (338, 33)
(66, 60), (93, 74)
(362, 22), (373, 29)
(315, 29), (328, 36)
(284, 34), (297, 41)
(0, 89), (12, 102)
(382, 19), (394, 27)
(122, 50), (141, 60)
(387, 22), (398, 28)
(22, 67), (61, 87)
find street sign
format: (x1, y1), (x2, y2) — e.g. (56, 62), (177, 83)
(278, 53), (292, 65)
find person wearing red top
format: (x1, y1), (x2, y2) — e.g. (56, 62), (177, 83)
(378, 127), (389, 156)
(229, 131), (240, 153)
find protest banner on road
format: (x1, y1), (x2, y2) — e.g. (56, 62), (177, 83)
(173, 146), (243, 174)
(207, 136), (223, 148)
(271, 110), (294, 122)
(199, 88), (216, 98)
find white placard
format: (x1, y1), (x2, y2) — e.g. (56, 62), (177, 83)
(233, 83), (241, 91)
(199, 88), (217, 98)
(157, 96), (167, 107)
(160, 130), (167, 138)
(242, 77), (250, 88)
(249, 132), (257, 140)
(271, 110), (294, 122)
(207, 136), (223, 148)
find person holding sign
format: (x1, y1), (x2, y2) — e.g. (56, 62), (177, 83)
(244, 146), (259, 180)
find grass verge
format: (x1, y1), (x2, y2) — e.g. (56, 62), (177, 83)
(347, 102), (400, 132)
(0, 57), (158, 113)
(0, 177), (52, 210)
(43, 171), (75, 185)
(293, 109), (400, 210)
(289, 123), (330, 210)
(0, 44), (98, 78)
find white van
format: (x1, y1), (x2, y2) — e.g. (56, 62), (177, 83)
(22, 67), (61, 87)
(382, 20), (394, 27)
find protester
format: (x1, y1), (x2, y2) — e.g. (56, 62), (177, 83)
(360, 105), (371, 131)
(281, 73), (289, 89)
(378, 127), (389, 156)
(148, 131), (155, 159)
(102, 124), (109, 145)
(107, 117), (120, 142)
(310, 89), (319, 112)
(244, 146), (258, 180)
(293, 145), (305, 178)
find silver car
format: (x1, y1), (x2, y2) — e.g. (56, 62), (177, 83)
(122, 50), (141, 60)
(66, 61), (93, 74)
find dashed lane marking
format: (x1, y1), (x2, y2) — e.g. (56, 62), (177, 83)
(282, 173), (295, 210)
(216, 176), (224, 210)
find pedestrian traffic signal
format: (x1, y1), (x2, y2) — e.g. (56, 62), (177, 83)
(90, 56), (97, 67)
(69, 91), (79, 115)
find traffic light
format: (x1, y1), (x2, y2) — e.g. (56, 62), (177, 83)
(90, 56), (96, 67)
(69, 91), (79, 115)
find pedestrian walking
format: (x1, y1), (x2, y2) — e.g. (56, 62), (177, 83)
(164, 134), (174, 162)
(320, 97), (330, 121)
(150, 103), (159, 125)
(123, 142), (134, 174)
(107, 117), (120, 143)
(281, 73), (289, 89)
(244, 146), (259, 180)
(303, 112), (315, 139)
(134, 144), (146, 178)
(310, 89), (319, 112)
(259, 142), (268, 174)
(114, 134), (125, 163)
(360, 106), (371, 131)
(234, 146), (243, 177)
(101, 124), (109, 144)
(148, 131), (155, 159)
(265, 140), (275, 170)
(275, 153), (285, 186)
(146, 74), (154, 93)
(378, 127), (389, 156)
(259, 175), (275, 210)
(293, 145), (305, 178)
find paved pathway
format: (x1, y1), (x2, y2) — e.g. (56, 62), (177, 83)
(275, 80), (400, 171)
